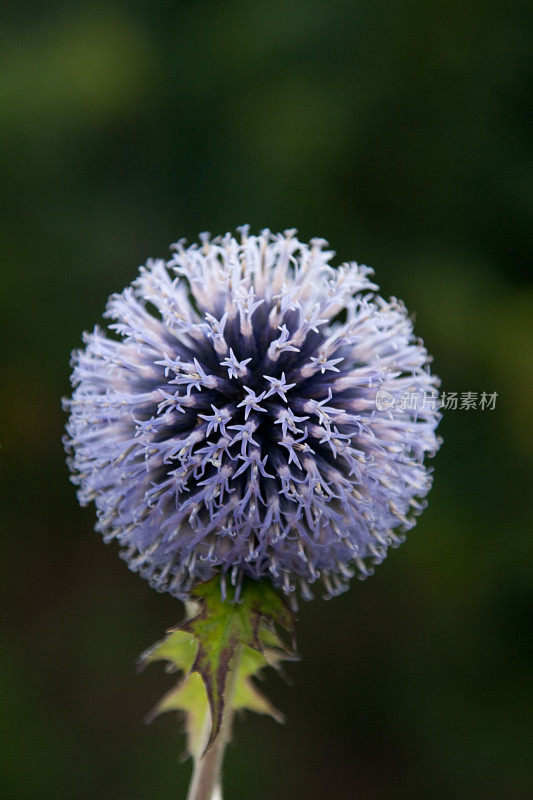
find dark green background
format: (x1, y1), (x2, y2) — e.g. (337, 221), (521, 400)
(2, 2), (532, 798)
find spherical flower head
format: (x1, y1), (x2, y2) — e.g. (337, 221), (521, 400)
(64, 228), (441, 601)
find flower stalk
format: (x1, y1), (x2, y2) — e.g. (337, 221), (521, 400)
(186, 643), (243, 800)
(138, 577), (296, 799)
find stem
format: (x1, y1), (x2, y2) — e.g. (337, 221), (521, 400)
(186, 644), (242, 800)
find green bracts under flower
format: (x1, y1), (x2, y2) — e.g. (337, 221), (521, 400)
(139, 577), (296, 759)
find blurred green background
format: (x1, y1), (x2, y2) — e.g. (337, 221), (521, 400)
(2, 1), (532, 798)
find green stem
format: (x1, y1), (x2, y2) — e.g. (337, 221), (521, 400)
(186, 644), (242, 800)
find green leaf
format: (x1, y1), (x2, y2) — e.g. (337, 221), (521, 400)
(233, 646), (285, 722)
(149, 671), (208, 757)
(140, 628), (198, 674)
(139, 576), (296, 756)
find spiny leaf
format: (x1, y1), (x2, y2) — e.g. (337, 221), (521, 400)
(149, 671), (208, 757)
(233, 646), (285, 723)
(180, 577), (294, 748)
(140, 628), (198, 674)
(139, 576), (296, 756)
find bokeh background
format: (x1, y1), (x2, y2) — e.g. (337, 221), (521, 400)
(2, 1), (532, 798)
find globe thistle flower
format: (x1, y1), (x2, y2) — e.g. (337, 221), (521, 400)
(64, 228), (440, 603)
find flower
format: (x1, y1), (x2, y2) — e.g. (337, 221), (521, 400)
(63, 228), (441, 601)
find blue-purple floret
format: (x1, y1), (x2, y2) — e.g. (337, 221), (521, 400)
(63, 228), (441, 601)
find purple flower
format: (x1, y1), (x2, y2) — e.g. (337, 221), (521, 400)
(63, 228), (441, 601)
